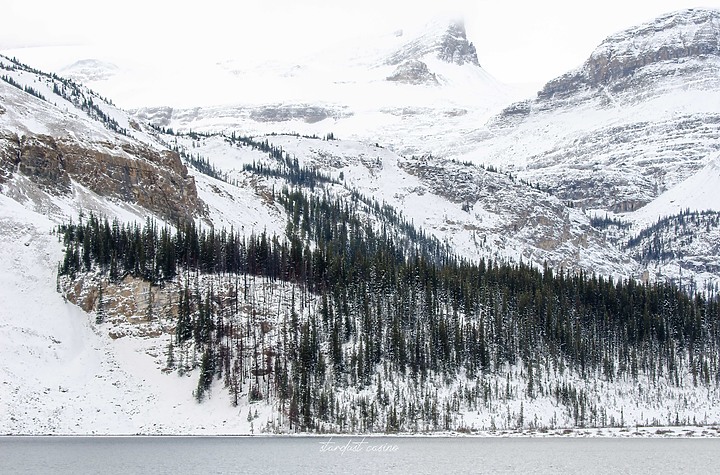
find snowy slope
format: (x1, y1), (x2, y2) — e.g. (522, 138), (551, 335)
(0, 192), (281, 435)
(469, 9), (720, 214)
(0, 55), (158, 147)
(632, 152), (720, 228)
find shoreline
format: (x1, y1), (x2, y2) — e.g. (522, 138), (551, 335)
(4, 425), (720, 438)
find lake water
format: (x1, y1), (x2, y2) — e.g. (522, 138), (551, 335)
(1, 436), (718, 474)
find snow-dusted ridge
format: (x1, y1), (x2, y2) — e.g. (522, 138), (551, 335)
(473, 8), (720, 212)
(537, 8), (720, 99)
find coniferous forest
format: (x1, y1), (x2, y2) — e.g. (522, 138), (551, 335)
(57, 172), (720, 431)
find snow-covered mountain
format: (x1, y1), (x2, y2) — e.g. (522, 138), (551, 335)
(473, 8), (720, 214)
(3, 10), (720, 436)
(100, 19), (520, 157)
(132, 9), (720, 289)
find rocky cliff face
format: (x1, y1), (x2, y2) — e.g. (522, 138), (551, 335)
(0, 132), (200, 223)
(0, 132), (16, 184)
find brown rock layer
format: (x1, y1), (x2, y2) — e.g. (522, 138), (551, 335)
(0, 132), (201, 222)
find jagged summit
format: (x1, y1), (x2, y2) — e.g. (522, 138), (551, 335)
(437, 21), (480, 66)
(541, 8), (720, 97)
(386, 19), (480, 67)
(384, 20), (480, 85)
(382, 19), (485, 86)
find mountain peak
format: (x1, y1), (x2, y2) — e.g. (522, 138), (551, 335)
(386, 18), (480, 67)
(437, 20), (480, 66)
(540, 8), (720, 98)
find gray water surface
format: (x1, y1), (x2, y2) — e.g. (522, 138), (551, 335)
(1, 436), (718, 474)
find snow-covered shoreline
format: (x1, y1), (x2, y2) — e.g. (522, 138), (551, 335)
(4, 425), (720, 438)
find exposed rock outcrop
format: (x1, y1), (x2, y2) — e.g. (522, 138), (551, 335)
(396, 154), (630, 275)
(0, 131), (21, 185)
(386, 60), (439, 85)
(249, 105), (336, 124)
(0, 132), (201, 223)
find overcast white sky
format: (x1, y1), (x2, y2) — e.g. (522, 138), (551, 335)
(1, 0), (718, 84)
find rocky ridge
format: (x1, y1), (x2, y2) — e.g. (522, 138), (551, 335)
(477, 8), (720, 214)
(541, 8), (720, 99)
(0, 56), (202, 223)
